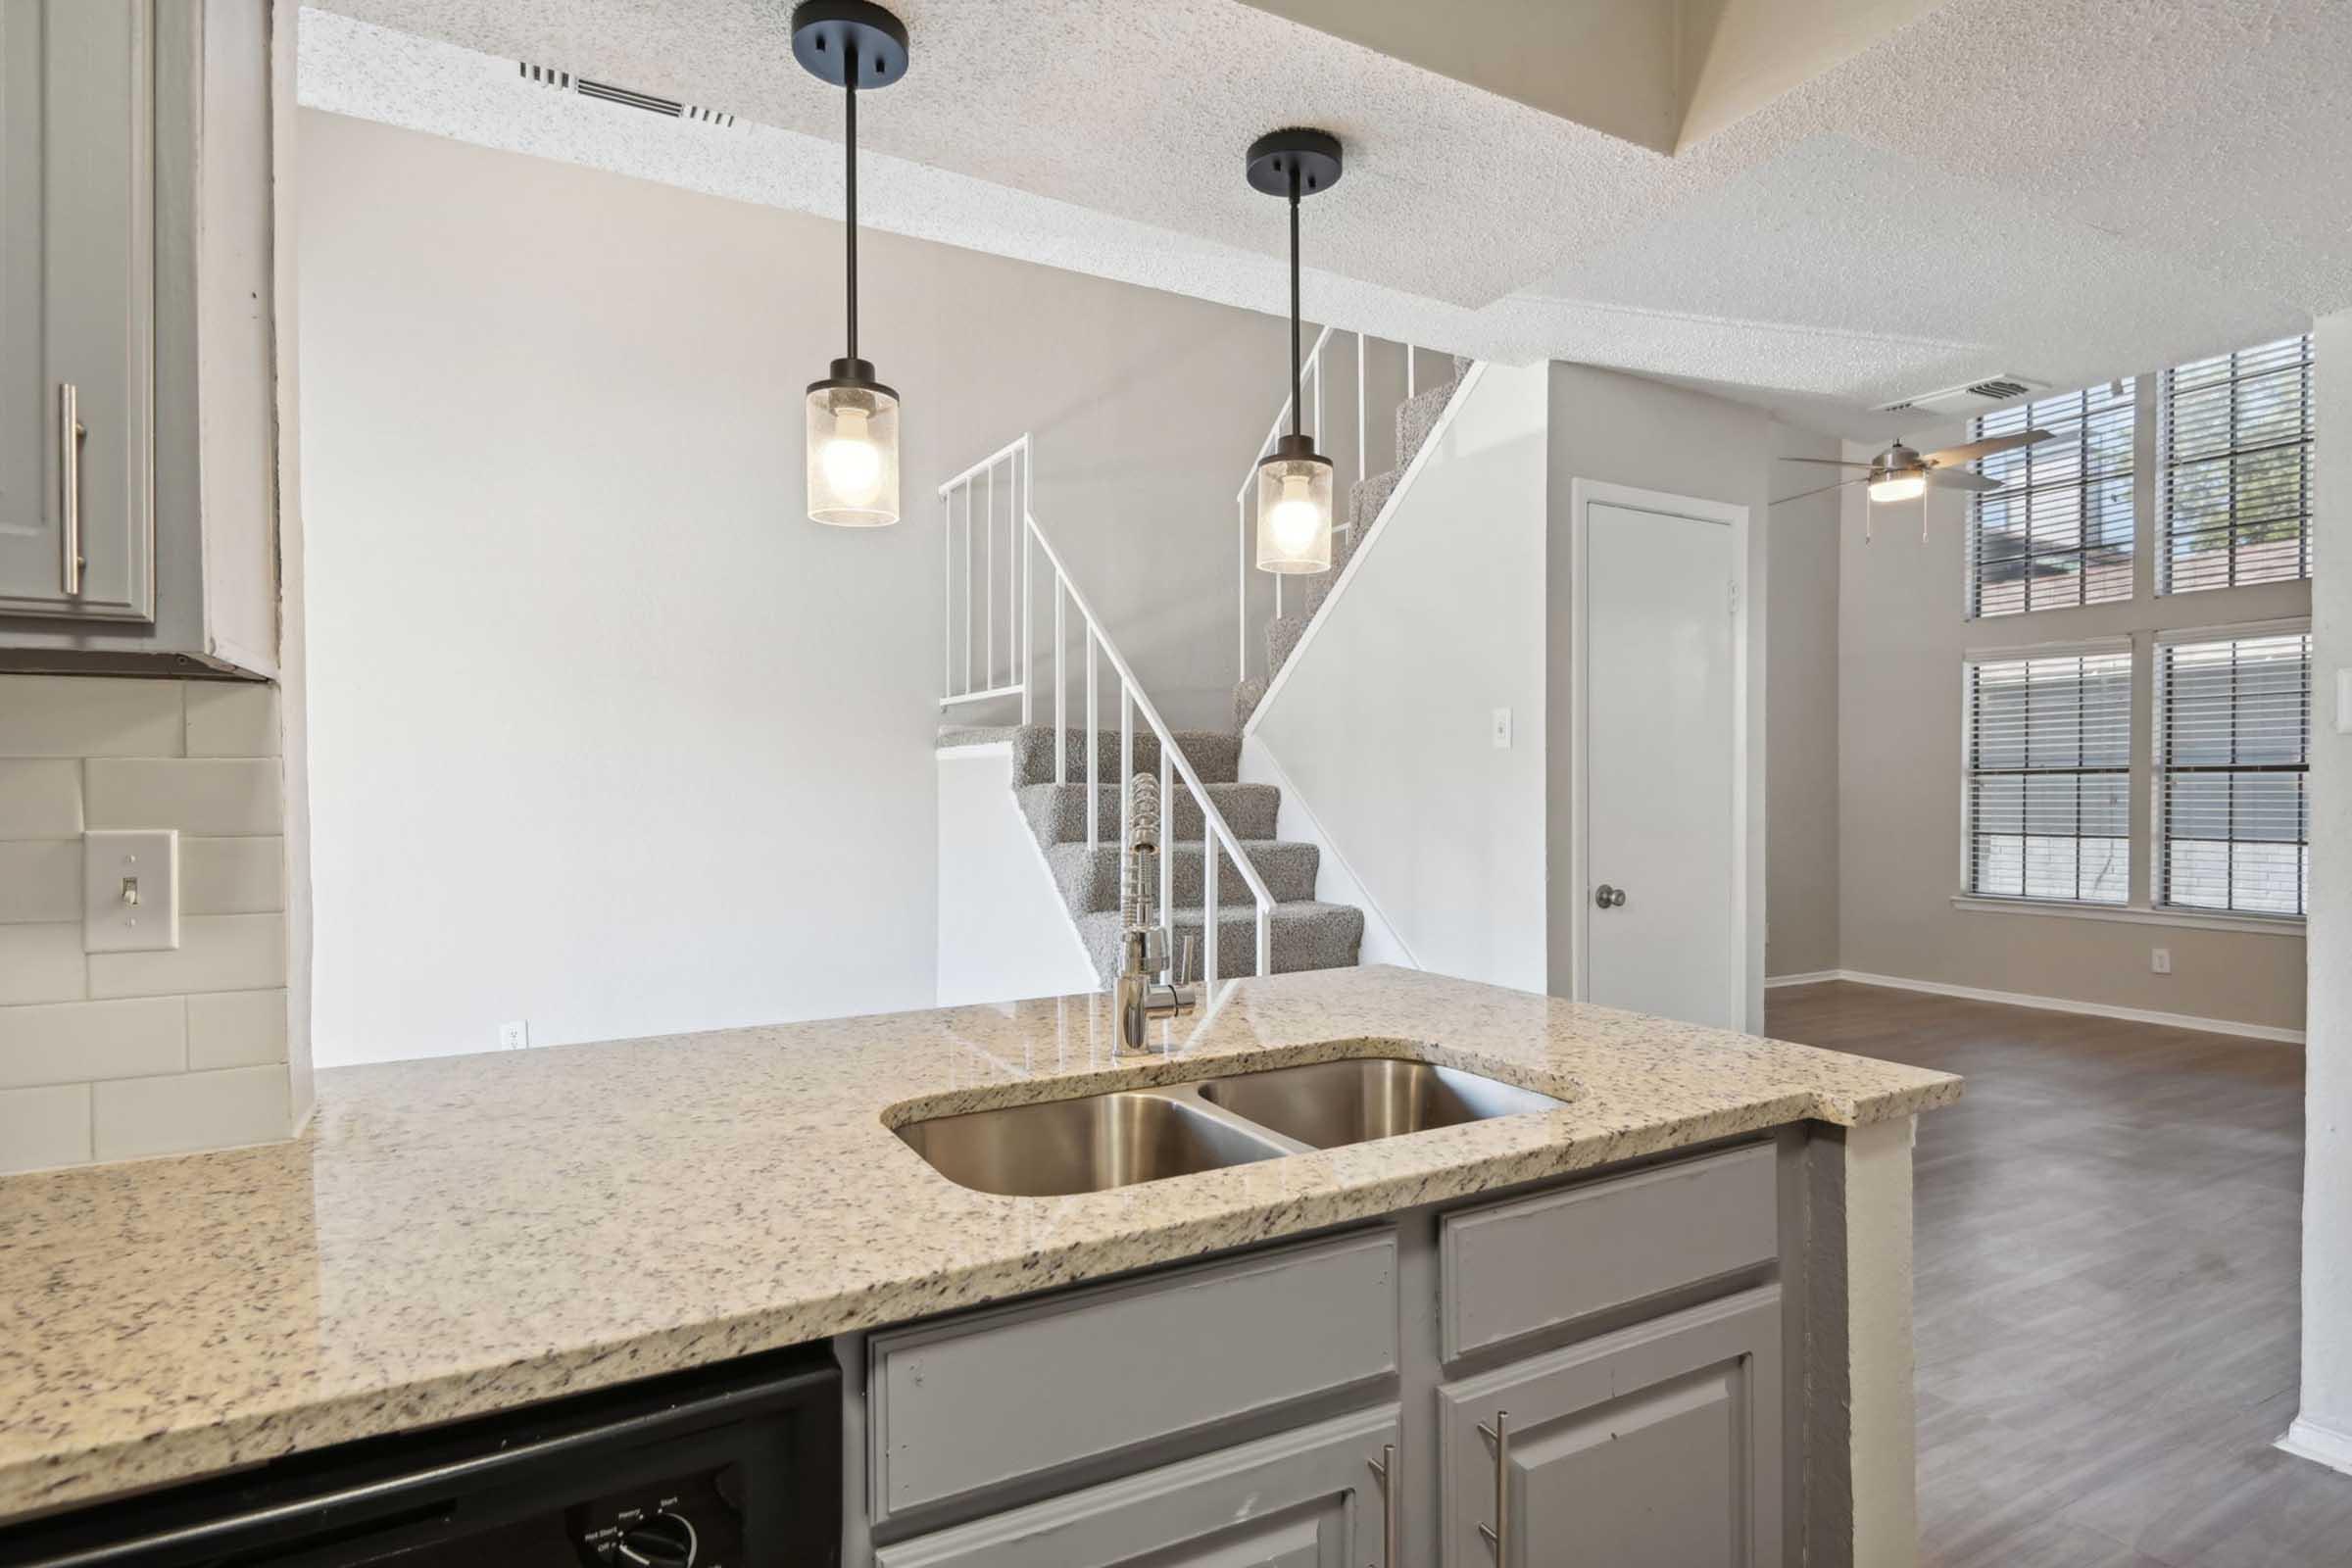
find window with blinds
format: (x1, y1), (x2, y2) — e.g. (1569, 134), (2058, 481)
(2156, 631), (2312, 917)
(1968, 381), (2136, 617)
(2160, 334), (2314, 595)
(1963, 649), (2132, 904)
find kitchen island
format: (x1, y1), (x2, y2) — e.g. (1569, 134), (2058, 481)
(0, 965), (1957, 1562)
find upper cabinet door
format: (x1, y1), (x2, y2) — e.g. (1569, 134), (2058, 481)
(1438, 1288), (1785, 1567)
(0, 0), (155, 621)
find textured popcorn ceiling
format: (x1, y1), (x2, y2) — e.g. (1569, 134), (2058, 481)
(299, 0), (2351, 436)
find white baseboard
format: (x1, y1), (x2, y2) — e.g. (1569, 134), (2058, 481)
(2280, 1415), (2352, 1477)
(1762, 968), (2304, 1045)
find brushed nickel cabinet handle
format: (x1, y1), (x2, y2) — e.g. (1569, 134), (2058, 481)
(1366, 1442), (1396, 1567)
(1477, 1411), (1509, 1559)
(59, 383), (85, 596)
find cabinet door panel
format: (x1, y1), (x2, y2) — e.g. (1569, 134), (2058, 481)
(0, 0), (153, 620)
(1439, 1287), (1781, 1568)
(878, 1407), (1396, 1568)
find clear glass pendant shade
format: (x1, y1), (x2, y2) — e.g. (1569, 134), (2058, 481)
(1254, 449), (1333, 573)
(806, 380), (901, 527)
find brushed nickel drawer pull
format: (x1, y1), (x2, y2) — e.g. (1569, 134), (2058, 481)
(59, 383), (86, 596)
(1366, 1442), (1396, 1568)
(1478, 1410), (1509, 1558)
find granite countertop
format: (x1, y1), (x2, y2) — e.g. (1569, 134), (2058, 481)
(0, 965), (1959, 1522)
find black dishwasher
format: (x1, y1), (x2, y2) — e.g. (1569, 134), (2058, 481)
(0, 1347), (839, 1568)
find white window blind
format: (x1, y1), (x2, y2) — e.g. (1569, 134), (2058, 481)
(1963, 649), (2132, 904)
(2160, 334), (2314, 595)
(2156, 631), (2311, 917)
(1968, 381), (2136, 617)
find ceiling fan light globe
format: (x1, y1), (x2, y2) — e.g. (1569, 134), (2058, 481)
(1868, 472), (1927, 504)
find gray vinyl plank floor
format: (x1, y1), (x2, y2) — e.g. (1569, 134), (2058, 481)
(1766, 981), (2352, 1568)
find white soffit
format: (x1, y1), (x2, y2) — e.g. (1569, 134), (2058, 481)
(300, 0), (2352, 434)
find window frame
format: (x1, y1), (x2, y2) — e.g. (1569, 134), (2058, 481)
(2157, 334), (2315, 598)
(1964, 380), (2138, 620)
(1957, 639), (2135, 908)
(2150, 619), (2313, 922)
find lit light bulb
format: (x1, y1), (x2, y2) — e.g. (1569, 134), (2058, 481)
(1867, 471), (1927, 505)
(1269, 473), (1322, 554)
(820, 407), (884, 507)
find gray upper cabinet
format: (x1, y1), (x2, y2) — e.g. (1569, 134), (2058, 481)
(876, 1407), (1399, 1568)
(1437, 1288), (1784, 1567)
(0, 0), (281, 677)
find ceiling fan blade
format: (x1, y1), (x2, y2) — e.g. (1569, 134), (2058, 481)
(1927, 468), (2000, 492)
(1772, 476), (1867, 506)
(1778, 457), (1877, 468)
(1922, 429), (2051, 466)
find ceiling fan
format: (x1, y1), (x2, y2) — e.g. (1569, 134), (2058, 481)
(1774, 429), (2051, 533)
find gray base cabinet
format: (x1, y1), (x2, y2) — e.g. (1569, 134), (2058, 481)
(876, 1408), (1397, 1568)
(1437, 1288), (1783, 1567)
(845, 1138), (1798, 1568)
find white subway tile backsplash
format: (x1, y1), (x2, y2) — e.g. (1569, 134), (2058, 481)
(184, 682), (281, 759)
(0, 760), (82, 838)
(85, 758), (282, 837)
(0, 676), (182, 759)
(182, 836), (285, 915)
(93, 1064), (289, 1161)
(0, 1082), (93, 1173)
(0, 997), (185, 1088)
(88, 913), (285, 1000)
(0, 675), (292, 1170)
(187, 989), (287, 1070)
(0, 841), (79, 923)
(0, 924), (86, 1005)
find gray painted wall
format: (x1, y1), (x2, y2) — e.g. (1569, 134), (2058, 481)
(298, 111), (1282, 1063)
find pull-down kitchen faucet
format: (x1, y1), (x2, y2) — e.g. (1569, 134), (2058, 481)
(1116, 772), (1197, 1054)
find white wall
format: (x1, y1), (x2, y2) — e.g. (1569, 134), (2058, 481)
(1248, 364), (1551, 991)
(2290, 306), (2352, 1474)
(935, 746), (1098, 1007)
(299, 112), (1281, 1064)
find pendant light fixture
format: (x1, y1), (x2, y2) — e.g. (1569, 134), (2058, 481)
(1247, 129), (1342, 574)
(793, 1), (908, 527)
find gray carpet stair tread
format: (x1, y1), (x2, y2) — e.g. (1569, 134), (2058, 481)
(1049, 838), (1320, 912)
(1075, 901), (1365, 984)
(940, 723), (1242, 785)
(1018, 780), (1281, 845)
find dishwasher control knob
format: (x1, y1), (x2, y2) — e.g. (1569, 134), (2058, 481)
(613, 1512), (697, 1568)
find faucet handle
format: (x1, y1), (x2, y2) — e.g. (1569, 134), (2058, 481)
(1176, 933), (1198, 987)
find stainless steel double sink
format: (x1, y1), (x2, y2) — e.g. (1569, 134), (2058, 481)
(895, 1056), (1568, 1197)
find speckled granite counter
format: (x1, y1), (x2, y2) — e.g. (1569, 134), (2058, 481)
(0, 965), (1958, 1522)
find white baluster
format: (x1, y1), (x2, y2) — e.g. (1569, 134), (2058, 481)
(985, 462), (996, 690)
(1120, 684), (1133, 812)
(1085, 627), (1099, 858)
(1020, 516), (1033, 724)
(1054, 585), (1066, 783)
(1201, 813), (1218, 991)
(962, 483), (974, 695)
(1356, 332), (1367, 488)
(1255, 899), (1271, 978)
(1159, 745), (1173, 945)
(941, 488), (952, 699)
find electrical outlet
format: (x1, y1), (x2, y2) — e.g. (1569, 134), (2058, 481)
(499, 1019), (531, 1051)
(2150, 948), (2172, 976)
(1492, 707), (1513, 749)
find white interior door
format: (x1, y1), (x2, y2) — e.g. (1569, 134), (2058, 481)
(1583, 498), (1742, 1029)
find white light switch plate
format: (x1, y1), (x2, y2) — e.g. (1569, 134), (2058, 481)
(83, 829), (178, 954)
(1492, 707), (1513, 749)
(2337, 668), (2351, 736)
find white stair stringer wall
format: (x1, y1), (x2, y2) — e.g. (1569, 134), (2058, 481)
(1242, 362), (1551, 991)
(936, 741), (1101, 1006)
(1236, 736), (1418, 971)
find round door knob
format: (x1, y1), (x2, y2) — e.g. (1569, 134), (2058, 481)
(1594, 884), (1627, 908)
(614, 1513), (697, 1568)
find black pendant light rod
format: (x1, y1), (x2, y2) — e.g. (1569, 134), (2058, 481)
(1288, 164), (1302, 440)
(843, 59), (858, 363)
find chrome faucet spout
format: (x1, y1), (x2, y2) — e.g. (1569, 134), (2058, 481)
(1117, 771), (1196, 1053)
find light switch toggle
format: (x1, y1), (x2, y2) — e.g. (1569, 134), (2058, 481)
(84, 829), (179, 954)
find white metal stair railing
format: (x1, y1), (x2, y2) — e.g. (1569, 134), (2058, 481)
(1232, 328), (1422, 686)
(939, 435), (1278, 985)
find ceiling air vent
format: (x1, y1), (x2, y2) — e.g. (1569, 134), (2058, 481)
(517, 61), (735, 127)
(1877, 374), (2045, 417)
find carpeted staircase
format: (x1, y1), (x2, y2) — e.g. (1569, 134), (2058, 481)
(937, 722), (1365, 988)
(1233, 356), (1474, 729)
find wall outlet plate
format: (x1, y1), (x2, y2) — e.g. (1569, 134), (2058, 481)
(499, 1020), (530, 1051)
(83, 829), (179, 954)
(2151, 947), (2173, 976)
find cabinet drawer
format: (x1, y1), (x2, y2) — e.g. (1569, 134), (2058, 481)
(877, 1406), (1398, 1568)
(1441, 1144), (1777, 1360)
(868, 1229), (1398, 1525)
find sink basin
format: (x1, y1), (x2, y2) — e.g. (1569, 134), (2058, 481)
(894, 1091), (1291, 1198)
(1195, 1057), (1565, 1150)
